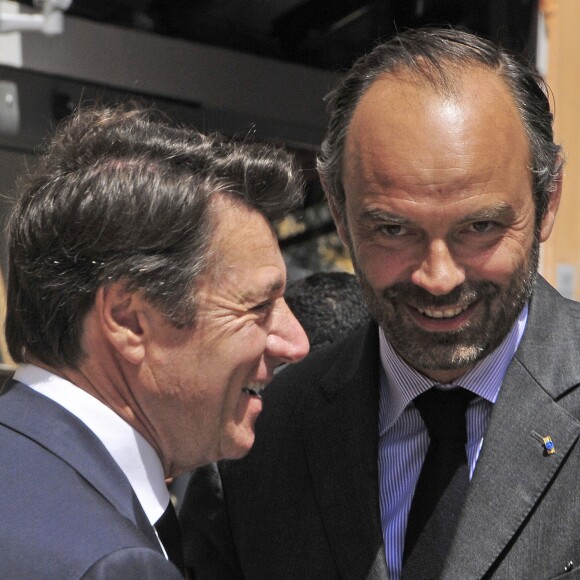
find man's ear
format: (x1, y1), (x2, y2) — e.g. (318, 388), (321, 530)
(539, 167), (563, 243)
(95, 282), (147, 365)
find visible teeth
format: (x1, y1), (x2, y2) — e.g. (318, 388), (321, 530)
(242, 387), (263, 399)
(417, 304), (468, 319)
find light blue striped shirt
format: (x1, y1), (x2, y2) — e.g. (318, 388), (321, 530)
(378, 305), (528, 580)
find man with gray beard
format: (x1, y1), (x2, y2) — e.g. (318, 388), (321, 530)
(180, 28), (580, 580)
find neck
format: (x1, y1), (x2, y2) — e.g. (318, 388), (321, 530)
(417, 365), (472, 385)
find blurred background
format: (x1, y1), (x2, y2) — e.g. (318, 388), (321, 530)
(0, 0), (578, 371)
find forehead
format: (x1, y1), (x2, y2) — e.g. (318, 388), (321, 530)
(343, 67), (531, 207)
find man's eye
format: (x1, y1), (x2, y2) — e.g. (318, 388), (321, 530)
(251, 300), (273, 313)
(469, 221), (496, 233)
(379, 224), (407, 237)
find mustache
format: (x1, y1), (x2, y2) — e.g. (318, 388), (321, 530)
(382, 280), (500, 309)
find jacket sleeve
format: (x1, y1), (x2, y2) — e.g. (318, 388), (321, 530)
(179, 463), (244, 580)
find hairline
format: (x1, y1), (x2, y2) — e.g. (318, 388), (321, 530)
(318, 38), (561, 229)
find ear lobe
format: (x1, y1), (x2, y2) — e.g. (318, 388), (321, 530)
(96, 282), (146, 365)
(539, 170), (563, 243)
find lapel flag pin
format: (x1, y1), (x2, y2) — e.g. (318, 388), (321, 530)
(531, 431), (556, 455)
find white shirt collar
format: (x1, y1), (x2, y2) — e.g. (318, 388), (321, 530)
(13, 364), (169, 525)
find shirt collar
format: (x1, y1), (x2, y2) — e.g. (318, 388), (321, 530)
(13, 364), (169, 524)
(378, 303), (528, 435)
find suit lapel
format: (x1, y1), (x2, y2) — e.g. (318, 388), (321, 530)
(303, 323), (390, 580)
(0, 380), (160, 549)
(443, 278), (580, 578)
(443, 360), (580, 578)
(299, 277), (580, 579)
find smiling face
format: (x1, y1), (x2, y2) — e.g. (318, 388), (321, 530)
(139, 195), (309, 473)
(336, 67), (559, 383)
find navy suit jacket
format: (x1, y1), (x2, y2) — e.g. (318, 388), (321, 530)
(180, 276), (580, 579)
(0, 379), (183, 579)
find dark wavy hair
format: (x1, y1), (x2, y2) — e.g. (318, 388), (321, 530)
(318, 27), (562, 226)
(285, 272), (370, 352)
(6, 105), (304, 368)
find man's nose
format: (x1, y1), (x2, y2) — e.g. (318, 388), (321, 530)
(267, 299), (310, 364)
(411, 239), (465, 296)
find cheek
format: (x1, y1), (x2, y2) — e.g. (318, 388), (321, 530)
(353, 241), (411, 288)
(213, 331), (269, 395)
(230, 327), (269, 365)
(463, 236), (535, 283)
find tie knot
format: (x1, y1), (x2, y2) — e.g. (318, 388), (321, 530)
(414, 387), (474, 441)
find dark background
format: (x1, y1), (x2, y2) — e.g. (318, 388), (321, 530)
(3, 0), (541, 269)
(20, 0), (539, 72)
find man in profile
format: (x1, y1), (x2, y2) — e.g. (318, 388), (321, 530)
(0, 105), (308, 578)
(181, 28), (580, 579)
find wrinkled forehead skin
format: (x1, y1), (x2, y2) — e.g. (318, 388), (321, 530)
(343, 66), (532, 208)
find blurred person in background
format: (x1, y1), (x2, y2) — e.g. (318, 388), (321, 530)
(285, 271), (370, 352)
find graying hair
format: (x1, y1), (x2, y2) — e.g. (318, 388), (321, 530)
(7, 105), (304, 368)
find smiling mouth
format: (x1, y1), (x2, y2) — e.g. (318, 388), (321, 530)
(416, 303), (471, 319)
(242, 386), (264, 399)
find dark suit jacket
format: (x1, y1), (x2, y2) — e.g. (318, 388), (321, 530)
(180, 276), (580, 579)
(0, 379), (183, 579)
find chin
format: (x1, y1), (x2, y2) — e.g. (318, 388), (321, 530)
(219, 431), (256, 461)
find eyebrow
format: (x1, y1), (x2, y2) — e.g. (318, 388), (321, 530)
(361, 202), (515, 226)
(457, 202), (515, 225)
(361, 208), (411, 225)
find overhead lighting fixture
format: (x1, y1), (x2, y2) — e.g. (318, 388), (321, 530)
(0, 0), (73, 36)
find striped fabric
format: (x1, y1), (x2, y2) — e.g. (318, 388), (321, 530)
(377, 305), (528, 579)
